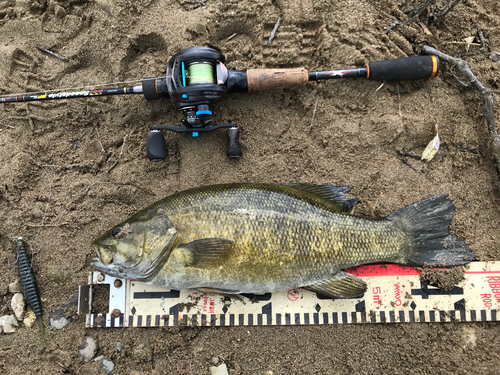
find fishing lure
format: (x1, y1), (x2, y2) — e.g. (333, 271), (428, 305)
(14, 237), (46, 348)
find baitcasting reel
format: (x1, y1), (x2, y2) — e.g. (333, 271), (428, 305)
(0, 46), (441, 162)
(142, 47), (242, 161)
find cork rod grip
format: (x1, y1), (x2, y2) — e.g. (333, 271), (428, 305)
(246, 68), (308, 93)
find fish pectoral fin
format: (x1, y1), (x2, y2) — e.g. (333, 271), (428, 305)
(304, 271), (367, 298)
(280, 183), (357, 212)
(183, 238), (234, 267)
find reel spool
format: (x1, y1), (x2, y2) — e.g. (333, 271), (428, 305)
(143, 47), (241, 161)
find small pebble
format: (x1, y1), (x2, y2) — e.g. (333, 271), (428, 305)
(78, 336), (98, 362)
(0, 285), (8, 296)
(49, 309), (70, 330)
(209, 363), (228, 375)
(100, 359), (115, 373)
(115, 342), (123, 352)
(8, 282), (22, 294)
(211, 356), (219, 365)
(0, 315), (19, 334)
(23, 310), (36, 328)
(94, 354), (104, 362)
(50, 316), (70, 330)
(11, 293), (25, 321)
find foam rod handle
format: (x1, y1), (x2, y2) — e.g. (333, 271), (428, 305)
(247, 68), (308, 93)
(366, 55), (440, 81)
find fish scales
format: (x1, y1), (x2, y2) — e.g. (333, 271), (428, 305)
(150, 185), (407, 292)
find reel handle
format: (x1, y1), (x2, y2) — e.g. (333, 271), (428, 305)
(226, 127), (242, 158)
(146, 130), (168, 161)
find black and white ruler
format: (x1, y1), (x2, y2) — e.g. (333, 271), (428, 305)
(78, 262), (500, 327)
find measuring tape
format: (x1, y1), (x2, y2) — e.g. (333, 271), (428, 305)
(78, 262), (500, 327)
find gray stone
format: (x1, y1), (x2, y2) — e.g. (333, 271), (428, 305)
(210, 363), (229, 375)
(115, 342), (123, 352)
(100, 359), (115, 373)
(211, 356), (219, 365)
(11, 293), (25, 321)
(8, 282), (22, 294)
(0, 315), (19, 333)
(49, 309), (70, 330)
(94, 355), (104, 362)
(78, 336), (97, 362)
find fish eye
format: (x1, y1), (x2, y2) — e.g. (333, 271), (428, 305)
(113, 227), (122, 237)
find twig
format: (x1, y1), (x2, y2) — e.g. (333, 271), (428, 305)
(36, 46), (69, 62)
(310, 97), (319, 128)
(403, 0), (433, 27)
(400, 158), (424, 174)
(268, 17), (281, 45)
(445, 41), (481, 46)
(27, 222), (70, 228)
(83, 134), (128, 195)
(96, 128), (105, 152)
(471, 19), (485, 51)
(396, 150), (422, 160)
(54, 360), (74, 374)
(384, 20), (400, 35)
(226, 33), (237, 41)
(375, 83), (385, 92)
(433, 0), (462, 23)
(421, 45), (499, 186)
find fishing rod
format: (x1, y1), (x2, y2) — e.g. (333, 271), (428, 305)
(0, 46), (440, 161)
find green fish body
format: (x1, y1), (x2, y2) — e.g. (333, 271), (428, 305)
(92, 184), (475, 298)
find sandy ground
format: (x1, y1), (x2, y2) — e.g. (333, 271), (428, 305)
(0, 0), (500, 374)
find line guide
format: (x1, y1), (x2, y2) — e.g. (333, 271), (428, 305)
(78, 262), (500, 327)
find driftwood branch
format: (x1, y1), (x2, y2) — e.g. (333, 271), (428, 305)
(421, 45), (500, 185)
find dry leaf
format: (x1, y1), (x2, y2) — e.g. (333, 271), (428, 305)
(422, 124), (440, 162)
(418, 22), (432, 36)
(463, 36), (475, 53)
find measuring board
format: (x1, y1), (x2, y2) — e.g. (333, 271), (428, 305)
(78, 261), (500, 327)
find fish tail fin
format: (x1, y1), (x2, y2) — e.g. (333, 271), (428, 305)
(388, 195), (475, 266)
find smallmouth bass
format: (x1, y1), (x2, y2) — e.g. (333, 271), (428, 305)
(91, 184), (475, 298)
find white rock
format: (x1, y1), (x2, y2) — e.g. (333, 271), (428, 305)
(462, 327), (477, 350)
(49, 316), (70, 330)
(11, 293), (25, 321)
(210, 363), (228, 375)
(8, 282), (22, 294)
(0, 315), (19, 334)
(78, 336), (98, 362)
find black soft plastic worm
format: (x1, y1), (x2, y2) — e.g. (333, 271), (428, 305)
(14, 237), (46, 348)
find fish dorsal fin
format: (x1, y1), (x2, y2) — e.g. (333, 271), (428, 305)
(303, 271), (367, 298)
(183, 238), (234, 267)
(280, 184), (357, 212)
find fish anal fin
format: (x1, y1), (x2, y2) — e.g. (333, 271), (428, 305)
(304, 271), (367, 298)
(280, 183), (357, 212)
(183, 238), (234, 267)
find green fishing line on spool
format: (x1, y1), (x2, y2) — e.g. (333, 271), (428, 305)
(187, 62), (215, 85)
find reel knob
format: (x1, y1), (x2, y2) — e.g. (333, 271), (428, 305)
(146, 130), (168, 161)
(226, 127), (242, 158)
